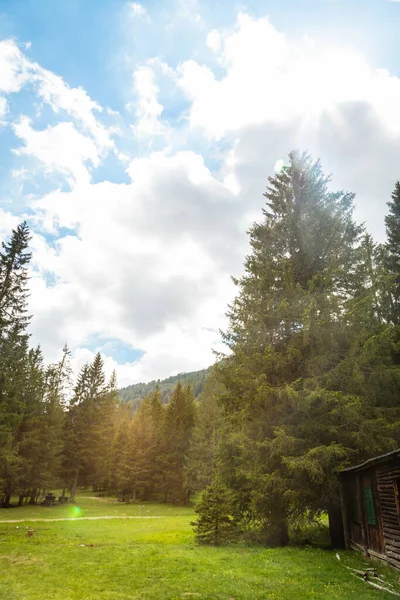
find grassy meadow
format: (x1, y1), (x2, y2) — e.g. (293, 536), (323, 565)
(0, 493), (399, 600)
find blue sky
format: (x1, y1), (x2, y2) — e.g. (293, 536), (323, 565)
(2, 0), (399, 108)
(1, 0), (400, 384)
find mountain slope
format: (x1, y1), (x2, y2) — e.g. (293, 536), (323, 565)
(119, 367), (211, 410)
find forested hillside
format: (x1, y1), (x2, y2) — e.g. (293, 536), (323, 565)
(119, 368), (211, 409)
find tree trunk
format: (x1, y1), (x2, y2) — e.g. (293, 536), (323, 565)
(18, 494), (24, 506)
(1, 494), (11, 508)
(328, 504), (345, 549)
(274, 517), (289, 546)
(70, 469), (79, 502)
(29, 488), (37, 505)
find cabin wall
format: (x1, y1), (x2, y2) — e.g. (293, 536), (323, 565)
(376, 462), (400, 570)
(342, 458), (400, 570)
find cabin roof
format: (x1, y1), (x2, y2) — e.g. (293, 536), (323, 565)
(341, 449), (400, 475)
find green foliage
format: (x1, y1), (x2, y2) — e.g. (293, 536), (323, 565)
(384, 181), (400, 323)
(160, 382), (196, 502)
(62, 353), (119, 496)
(192, 478), (239, 545)
(184, 370), (224, 492)
(214, 151), (400, 546)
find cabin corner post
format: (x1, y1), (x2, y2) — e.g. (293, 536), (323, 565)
(339, 478), (350, 550)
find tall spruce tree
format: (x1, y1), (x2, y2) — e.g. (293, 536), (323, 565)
(63, 354), (118, 499)
(160, 381), (196, 503)
(384, 181), (400, 323)
(0, 223), (32, 506)
(185, 371), (224, 492)
(217, 151), (366, 545)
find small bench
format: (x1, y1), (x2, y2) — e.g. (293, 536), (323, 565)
(40, 494), (57, 506)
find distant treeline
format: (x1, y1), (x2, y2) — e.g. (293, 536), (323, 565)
(118, 368), (211, 409)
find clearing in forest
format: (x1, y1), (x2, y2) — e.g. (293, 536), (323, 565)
(0, 493), (399, 600)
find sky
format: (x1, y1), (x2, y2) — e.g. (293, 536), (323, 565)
(1, 0), (400, 386)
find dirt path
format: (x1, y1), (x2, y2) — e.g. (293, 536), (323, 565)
(0, 515), (163, 524)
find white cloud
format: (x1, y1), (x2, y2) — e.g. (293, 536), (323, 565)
(0, 96), (8, 122)
(0, 210), (20, 241)
(27, 147), (244, 381)
(0, 40), (30, 93)
(13, 117), (100, 186)
(177, 13), (400, 140)
(33, 67), (114, 152)
(0, 39), (115, 153)
(132, 65), (166, 137)
(129, 2), (147, 17)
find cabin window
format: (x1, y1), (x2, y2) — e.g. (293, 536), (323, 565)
(363, 485), (377, 526)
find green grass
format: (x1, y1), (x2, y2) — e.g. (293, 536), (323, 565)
(0, 494), (399, 600)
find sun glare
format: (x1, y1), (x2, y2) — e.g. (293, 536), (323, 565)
(274, 159), (285, 173)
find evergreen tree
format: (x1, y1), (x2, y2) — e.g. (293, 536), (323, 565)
(185, 371), (224, 492)
(62, 354), (118, 499)
(0, 223), (31, 506)
(192, 478), (238, 545)
(384, 181), (400, 323)
(160, 381), (196, 502)
(0, 222), (31, 332)
(127, 397), (156, 500)
(217, 151), (365, 545)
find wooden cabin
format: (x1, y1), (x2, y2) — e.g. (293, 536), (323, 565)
(340, 450), (400, 570)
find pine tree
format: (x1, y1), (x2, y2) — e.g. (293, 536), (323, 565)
(384, 181), (400, 323)
(185, 371), (224, 492)
(127, 397), (156, 501)
(160, 382), (196, 503)
(0, 222), (31, 332)
(62, 354), (118, 499)
(192, 478), (238, 545)
(217, 151), (365, 545)
(0, 223), (32, 506)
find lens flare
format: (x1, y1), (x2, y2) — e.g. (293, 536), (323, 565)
(72, 505), (82, 517)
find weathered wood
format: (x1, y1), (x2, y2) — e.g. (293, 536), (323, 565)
(349, 539), (364, 552)
(380, 505), (397, 513)
(382, 517), (400, 527)
(377, 489), (396, 497)
(340, 481), (350, 549)
(384, 537), (400, 549)
(342, 452), (400, 570)
(356, 474), (369, 556)
(382, 524), (400, 537)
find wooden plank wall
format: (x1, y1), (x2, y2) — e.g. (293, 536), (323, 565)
(376, 461), (400, 570)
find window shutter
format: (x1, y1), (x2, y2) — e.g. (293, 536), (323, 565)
(363, 485), (377, 526)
